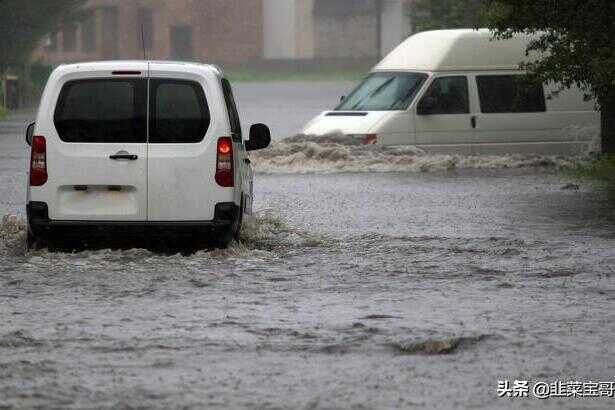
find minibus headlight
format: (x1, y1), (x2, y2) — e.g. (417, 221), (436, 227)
(347, 134), (378, 145)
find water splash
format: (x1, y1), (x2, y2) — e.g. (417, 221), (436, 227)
(0, 211), (326, 258)
(0, 214), (26, 256)
(251, 132), (596, 174)
(241, 209), (331, 250)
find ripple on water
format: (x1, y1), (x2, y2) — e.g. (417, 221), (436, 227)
(388, 334), (492, 355)
(0, 211), (332, 277)
(0, 330), (44, 348)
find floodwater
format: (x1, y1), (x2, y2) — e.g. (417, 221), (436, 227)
(1, 82), (615, 409)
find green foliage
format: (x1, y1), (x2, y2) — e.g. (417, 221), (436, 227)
(484, 0), (615, 153)
(484, 1), (615, 104)
(30, 62), (54, 89)
(572, 155), (615, 189)
(0, 0), (86, 74)
(412, 0), (487, 32)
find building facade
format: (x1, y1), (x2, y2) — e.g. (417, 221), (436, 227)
(37, 0), (263, 64)
(36, 0), (412, 65)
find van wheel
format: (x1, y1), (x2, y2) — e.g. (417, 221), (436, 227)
(26, 230), (36, 251)
(210, 201), (242, 249)
(210, 228), (233, 249)
(26, 229), (44, 251)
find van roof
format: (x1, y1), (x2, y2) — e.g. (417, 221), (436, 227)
(54, 60), (224, 76)
(374, 29), (538, 72)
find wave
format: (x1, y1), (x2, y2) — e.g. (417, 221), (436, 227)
(0, 214), (26, 256)
(388, 334), (491, 355)
(251, 132), (596, 174)
(241, 209), (330, 250)
(0, 211), (327, 258)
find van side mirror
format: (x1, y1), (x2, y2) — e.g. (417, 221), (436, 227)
(245, 123), (271, 151)
(417, 96), (437, 115)
(25, 122), (35, 146)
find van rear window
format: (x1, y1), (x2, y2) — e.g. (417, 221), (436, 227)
(149, 79), (210, 144)
(477, 75), (546, 113)
(54, 79), (147, 143)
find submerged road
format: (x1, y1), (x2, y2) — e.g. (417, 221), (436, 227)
(1, 81), (615, 409)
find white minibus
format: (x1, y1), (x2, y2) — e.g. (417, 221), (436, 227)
(302, 29), (599, 155)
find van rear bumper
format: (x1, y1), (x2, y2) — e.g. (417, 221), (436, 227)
(27, 201), (239, 237)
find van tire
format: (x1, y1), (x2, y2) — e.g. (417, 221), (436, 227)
(210, 229), (233, 249)
(26, 230), (36, 251)
(208, 200), (243, 249)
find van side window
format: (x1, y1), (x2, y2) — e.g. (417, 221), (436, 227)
(418, 76), (469, 115)
(149, 79), (210, 144)
(54, 79), (147, 143)
(477, 75), (546, 113)
(221, 78), (242, 142)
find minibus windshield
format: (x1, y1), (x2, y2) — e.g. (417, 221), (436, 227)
(336, 72), (428, 111)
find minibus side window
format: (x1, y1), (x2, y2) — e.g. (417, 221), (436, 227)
(417, 76), (469, 115)
(477, 75), (546, 113)
(54, 79), (147, 143)
(149, 79), (210, 144)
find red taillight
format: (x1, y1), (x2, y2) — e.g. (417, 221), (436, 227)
(30, 135), (47, 186)
(215, 137), (234, 187)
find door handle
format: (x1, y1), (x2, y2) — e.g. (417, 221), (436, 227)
(110, 151), (138, 161)
(244, 158), (251, 165)
(471, 116), (477, 129)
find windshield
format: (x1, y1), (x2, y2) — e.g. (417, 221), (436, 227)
(336, 72), (428, 111)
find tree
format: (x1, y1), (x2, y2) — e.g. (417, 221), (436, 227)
(412, 0), (486, 32)
(0, 0), (86, 75)
(484, 0), (615, 154)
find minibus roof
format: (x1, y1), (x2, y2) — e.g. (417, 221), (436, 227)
(374, 29), (538, 73)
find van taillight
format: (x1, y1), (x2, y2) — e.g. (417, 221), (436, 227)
(215, 137), (234, 187)
(30, 135), (47, 186)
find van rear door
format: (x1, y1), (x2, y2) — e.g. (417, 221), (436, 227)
(48, 70), (148, 221)
(146, 64), (219, 221)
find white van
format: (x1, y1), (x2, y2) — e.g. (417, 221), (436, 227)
(302, 29), (599, 155)
(25, 61), (270, 249)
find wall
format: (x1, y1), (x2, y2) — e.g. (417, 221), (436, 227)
(35, 0), (413, 64)
(263, 0), (314, 60)
(380, 0), (412, 57)
(293, 0), (315, 60)
(313, 0), (379, 59)
(35, 0), (263, 65)
(193, 0), (263, 62)
(263, 0), (296, 59)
